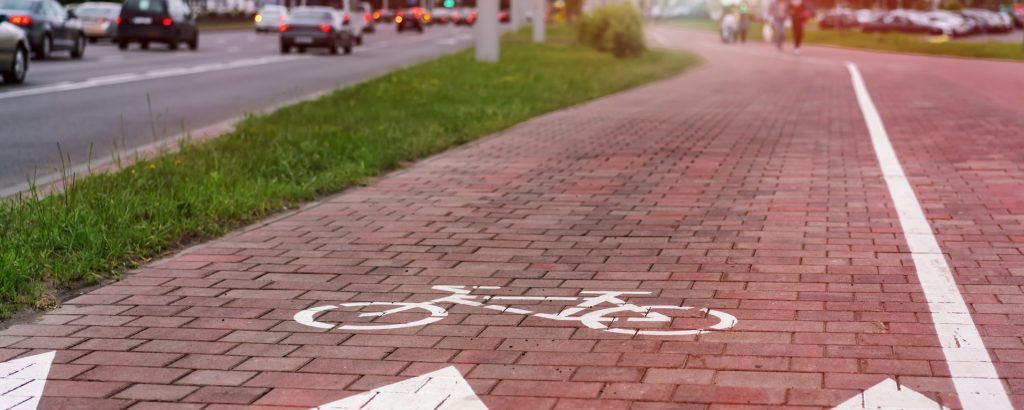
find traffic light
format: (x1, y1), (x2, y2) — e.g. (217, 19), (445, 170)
(443, 0), (453, 7)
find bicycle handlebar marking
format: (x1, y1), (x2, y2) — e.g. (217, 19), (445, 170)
(293, 285), (738, 337)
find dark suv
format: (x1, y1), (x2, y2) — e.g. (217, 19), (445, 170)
(0, 0), (85, 59)
(116, 0), (197, 50)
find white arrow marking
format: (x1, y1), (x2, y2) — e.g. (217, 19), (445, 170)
(834, 378), (948, 410)
(0, 351), (55, 410)
(312, 366), (487, 410)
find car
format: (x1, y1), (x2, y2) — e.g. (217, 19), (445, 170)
(357, 2), (374, 33)
(429, 8), (453, 24)
(374, 8), (393, 23)
(452, 7), (475, 25)
(116, 0), (198, 50)
(0, 15), (29, 83)
(960, 8), (1012, 33)
(0, 0), (85, 59)
(818, 8), (857, 29)
(254, 4), (287, 33)
(278, 6), (353, 54)
(394, 7), (423, 33)
(860, 10), (942, 35)
(75, 1), (119, 42)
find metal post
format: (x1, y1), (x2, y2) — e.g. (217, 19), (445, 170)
(532, 0), (544, 43)
(476, 0), (499, 62)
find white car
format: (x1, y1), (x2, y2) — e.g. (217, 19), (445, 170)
(254, 4), (287, 33)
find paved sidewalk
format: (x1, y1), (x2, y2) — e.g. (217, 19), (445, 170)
(1, 27), (1022, 410)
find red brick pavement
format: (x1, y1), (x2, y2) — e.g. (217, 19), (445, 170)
(1, 26), (1022, 409)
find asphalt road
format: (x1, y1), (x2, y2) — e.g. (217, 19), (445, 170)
(0, 24), (478, 193)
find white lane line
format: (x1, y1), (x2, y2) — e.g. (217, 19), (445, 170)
(846, 62), (1013, 410)
(0, 55), (310, 101)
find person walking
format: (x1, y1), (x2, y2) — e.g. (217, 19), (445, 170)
(769, 0), (787, 51)
(737, 2), (750, 44)
(789, 0), (809, 54)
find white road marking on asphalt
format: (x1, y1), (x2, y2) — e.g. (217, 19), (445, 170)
(846, 62), (1013, 410)
(0, 55), (310, 101)
(834, 378), (947, 409)
(312, 366), (488, 410)
(0, 351), (55, 410)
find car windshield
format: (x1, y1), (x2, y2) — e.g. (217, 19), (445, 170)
(123, 0), (165, 14)
(290, 10), (330, 20)
(0, 0), (36, 11)
(77, 5), (117, 16)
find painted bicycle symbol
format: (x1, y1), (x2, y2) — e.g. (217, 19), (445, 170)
(294, 285), (738, 336)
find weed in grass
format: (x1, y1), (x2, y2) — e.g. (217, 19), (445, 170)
(0, 25), (698, 318)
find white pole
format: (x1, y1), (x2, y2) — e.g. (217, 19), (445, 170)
(532, 0), (544, 43)
(511, 0), (523, 30)
(476, 0), (499, 62)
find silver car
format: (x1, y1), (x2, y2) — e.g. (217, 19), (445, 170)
(76, 1), (119, 42)
(0, 16), (29, 83)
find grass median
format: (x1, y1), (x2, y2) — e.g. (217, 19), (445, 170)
(673, 18), (1024, 61)
(0, 25), (698, 317)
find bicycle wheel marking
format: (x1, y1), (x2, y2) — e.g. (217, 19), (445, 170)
(292, 286), (739, 337)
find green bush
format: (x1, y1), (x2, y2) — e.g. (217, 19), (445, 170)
(577, 3), (646, 58)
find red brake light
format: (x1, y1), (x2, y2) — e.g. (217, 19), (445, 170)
(278, 24), (288, 32)
(320, 24), (331, 32)
(161, 17), (172, 26)
(363, 12), (371, 22)
(9, 15), (31, 26)
(115, 16), (122, 24)
(343, 14), (350, 24)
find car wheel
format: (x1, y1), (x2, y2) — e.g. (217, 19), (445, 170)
(140, 41), (150, 50)
(344, 38), (352, 54)
(280, 43), (290, 54)
(188, 33), (198, 51)
(355, 35), (362, 45)
(35, 35), (52, 60)
(70, 34), (85, 59)
(118, 39), (129, 50)
(2, 46), (28, 84)
(328, 38), (338, 54)
(88, 37), (98, 44)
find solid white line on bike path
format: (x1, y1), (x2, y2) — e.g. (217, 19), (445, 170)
(0, 351), (55, 410)
(846, 62), (1012, 410)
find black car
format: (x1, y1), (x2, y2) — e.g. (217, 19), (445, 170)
(0, 0), (85, 59)
(395, 7), (423, 33)
(279, 6), (354, 55)
(116, 0), (197, 50)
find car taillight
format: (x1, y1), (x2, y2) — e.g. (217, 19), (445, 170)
(9, 15), (31, 26)
(161, 17), (172, 26)
(364, 12), (371, 22)
(116, 16), (122, 24)
(343, 14), (350, 24)
(278, 24), (288, 32)
(320, 24), (331, 32)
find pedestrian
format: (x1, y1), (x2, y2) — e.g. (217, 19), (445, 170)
(736, 2), (750, 44)
(769, 0), (787, 51)
(721, 9), (738, 43)
(789, 0), (809, 54)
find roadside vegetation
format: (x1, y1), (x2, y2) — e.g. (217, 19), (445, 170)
(673, 18), (1024, 61)
(0, 25), (698, 317)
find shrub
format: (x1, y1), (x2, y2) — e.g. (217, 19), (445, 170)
(577, 3), (646, 59)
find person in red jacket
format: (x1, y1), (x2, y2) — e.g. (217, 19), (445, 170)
(789, 0), (809, 54)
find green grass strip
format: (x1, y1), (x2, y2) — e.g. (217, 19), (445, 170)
(0, 25), (698, 317)
(673, 18), (1024, 61)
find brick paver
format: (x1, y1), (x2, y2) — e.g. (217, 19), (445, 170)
(1, 26), (1023, 409)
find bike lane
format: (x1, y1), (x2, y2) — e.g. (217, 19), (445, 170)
(0, 27), (1015, 410)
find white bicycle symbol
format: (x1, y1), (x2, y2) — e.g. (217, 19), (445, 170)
(294, 285), (738, 336)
